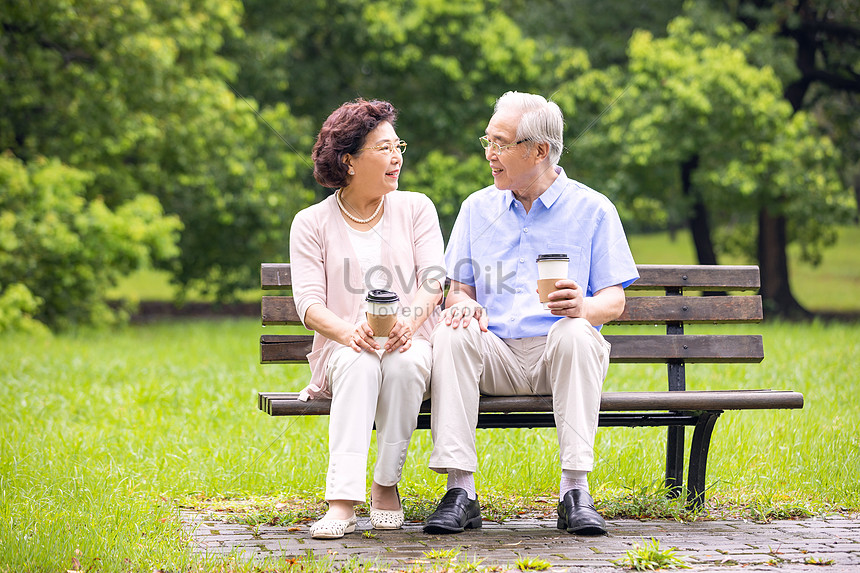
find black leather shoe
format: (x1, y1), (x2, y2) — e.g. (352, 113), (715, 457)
(556, 489), (607, 535)
(423, 488), (482, 534)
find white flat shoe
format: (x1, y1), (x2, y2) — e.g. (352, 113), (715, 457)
(309, 514), (357, 539)
(370, 486), (404, 530)
(370, 506), (404, 529)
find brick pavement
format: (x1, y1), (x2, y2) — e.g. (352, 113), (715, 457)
(181, 511), (860, 572)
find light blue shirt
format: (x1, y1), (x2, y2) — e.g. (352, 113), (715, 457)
(444, 167), (639, 338)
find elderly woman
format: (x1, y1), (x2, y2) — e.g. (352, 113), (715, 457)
(289, 99), (445, 539)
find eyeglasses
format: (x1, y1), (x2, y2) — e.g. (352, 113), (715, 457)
(479, 136), (527, 154)
(359, 140), (407, 155)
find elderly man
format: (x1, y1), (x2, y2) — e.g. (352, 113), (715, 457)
(423, 91), (639, 536)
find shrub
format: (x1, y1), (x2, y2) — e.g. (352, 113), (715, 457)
(0, 153), (182, 331)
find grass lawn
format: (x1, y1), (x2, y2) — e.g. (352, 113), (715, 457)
(3, 320), (859, 571)
(2, 226), (859, 571)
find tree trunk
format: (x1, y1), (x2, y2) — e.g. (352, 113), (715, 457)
(754, 1), (815, 319)
(854, 172), (860, 223)
(681, 155), (719, 265)
(757, 207), (810, 319)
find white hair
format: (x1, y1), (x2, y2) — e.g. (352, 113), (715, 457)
(494, 91), (564, 165)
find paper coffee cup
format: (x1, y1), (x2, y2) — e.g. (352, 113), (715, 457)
(365, 289), (399, 341)
(536, 253), (569, 309)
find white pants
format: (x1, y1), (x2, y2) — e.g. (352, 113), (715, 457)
(428, 318), (610, 474)
(324, 339), (431, 502)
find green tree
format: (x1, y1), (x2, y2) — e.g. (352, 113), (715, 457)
(231, 0), (564, 153)
(706, 0), (860, 315)
(228, 0), (586, 217)
(0, 154), (181, 331)
(556, 17), (853, 314)
(1, 0), (312, 303)
(501, 0), (686, 68)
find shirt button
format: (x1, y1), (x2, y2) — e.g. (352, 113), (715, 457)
(510, 317), (515, 321)
(516, 288), (522, 293)
(523, 227), (529, 233)
(519, 258), (525, 263)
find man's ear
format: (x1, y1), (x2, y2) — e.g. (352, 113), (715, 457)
(534, 142), (550, 162)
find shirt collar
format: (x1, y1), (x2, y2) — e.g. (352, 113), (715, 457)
(536, 166), (567, 209)
(501, 166), (568, 210)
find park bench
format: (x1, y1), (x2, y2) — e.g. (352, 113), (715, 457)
(257, 263), (803, 508)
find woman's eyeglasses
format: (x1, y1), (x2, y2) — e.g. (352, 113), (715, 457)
(359, 141), (407, 155)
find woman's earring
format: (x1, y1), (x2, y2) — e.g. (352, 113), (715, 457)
(349, 169), (355, 175)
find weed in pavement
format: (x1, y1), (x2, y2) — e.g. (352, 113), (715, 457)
(612, 537), (691, 571)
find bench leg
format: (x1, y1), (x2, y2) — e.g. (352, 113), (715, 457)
(665, 426), (685, 498)
(686, 411), (722, 509)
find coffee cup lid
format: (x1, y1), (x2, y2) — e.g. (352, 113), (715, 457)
(366, 289), (399, 304)
(536, 253), (569, 262)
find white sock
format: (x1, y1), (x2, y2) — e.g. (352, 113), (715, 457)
(559, 470), (589, 500)
(447, 469), (477, 500)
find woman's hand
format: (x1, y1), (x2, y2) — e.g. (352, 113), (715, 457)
(347, 322), (380, 352)
(384, 319), (414, 353)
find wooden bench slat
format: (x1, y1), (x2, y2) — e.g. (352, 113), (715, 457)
(628, 264), (760, 291)
(261, 263), (761, 292)
(261, 294), (764, 326)
(611, 295), (762, 323)
(260, 334), (764, 364)
(261, 296), (302, 325)
(261, 263), (292, 291)
(261, 335), (312, 363)
(258, 390), (803, 417)
(604, 334), (764, 363)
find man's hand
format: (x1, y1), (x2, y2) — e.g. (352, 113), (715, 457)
(541, 283), (626, 325)
(441, 300), (489, 332)
(544, 279), (585, 318)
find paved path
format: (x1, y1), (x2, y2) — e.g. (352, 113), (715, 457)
(182, 511), (860, 572)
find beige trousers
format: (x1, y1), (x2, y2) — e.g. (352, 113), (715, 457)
(324, 339), (431, 502)
(428, 318), (610, 474)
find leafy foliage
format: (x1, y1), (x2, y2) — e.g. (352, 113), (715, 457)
(2, 0), (857, 327)
(0, 153), (181, 330)
(555, 16), (854, 262)
(227, 0), (596, 238)
(230, 0), (581, 158)
(0, 0), (313, 308)
(502, 0), (686, 68)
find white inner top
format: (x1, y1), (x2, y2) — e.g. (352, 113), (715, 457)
(344, 215), (387, 318)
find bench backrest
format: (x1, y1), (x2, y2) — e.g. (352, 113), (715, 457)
(260, 263), (763, 391)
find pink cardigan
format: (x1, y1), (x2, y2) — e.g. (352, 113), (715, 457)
(289, 190), (446, 399)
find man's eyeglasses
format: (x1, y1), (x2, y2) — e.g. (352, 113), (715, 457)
(479, 136), (527, 154)
(359, 140), (407, 155)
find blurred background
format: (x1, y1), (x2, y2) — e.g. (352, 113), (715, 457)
(2, 0), (858, 331)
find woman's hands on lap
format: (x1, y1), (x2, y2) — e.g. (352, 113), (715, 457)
(347, 319), (414, 353)
(347, 322), (378, 352)
(384, 320), (413, 353)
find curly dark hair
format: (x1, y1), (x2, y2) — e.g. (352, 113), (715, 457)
(311, 99), (398, 189)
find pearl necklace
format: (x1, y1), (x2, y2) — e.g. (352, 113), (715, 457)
(336, 189), (384, 224)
